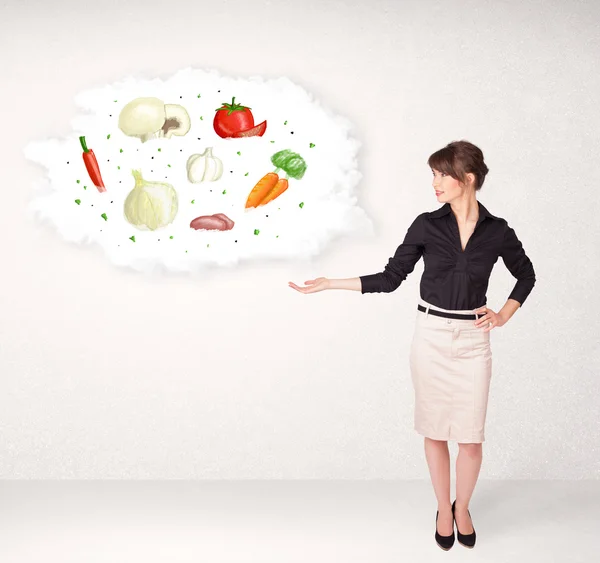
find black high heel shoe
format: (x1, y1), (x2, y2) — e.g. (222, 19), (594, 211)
(435, 509), (455, 550)
(452, 499), (476, 548)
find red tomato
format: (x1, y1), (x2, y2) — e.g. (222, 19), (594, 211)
(213, 96), (254, 138)
(232, 120), (267, 138)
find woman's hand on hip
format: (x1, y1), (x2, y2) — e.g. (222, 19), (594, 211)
(474, 305), (505, 332)
(288, 277), (330, 293)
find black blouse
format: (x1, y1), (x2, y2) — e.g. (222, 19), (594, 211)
(359, 201), (536, 310)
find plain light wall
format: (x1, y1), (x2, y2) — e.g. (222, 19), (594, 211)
(1, 0), (598, 478)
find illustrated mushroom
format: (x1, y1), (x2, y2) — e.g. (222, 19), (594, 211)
(118, 97), (191, 142)
(162, 104), (191, 139)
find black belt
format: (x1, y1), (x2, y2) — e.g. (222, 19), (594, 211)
(417, 304), (478, 320)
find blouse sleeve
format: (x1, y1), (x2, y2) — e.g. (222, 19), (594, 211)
(360, 213), (425, 294)
(500, 221), (536, 306)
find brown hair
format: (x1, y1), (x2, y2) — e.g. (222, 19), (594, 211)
(427, 140), (489, 191)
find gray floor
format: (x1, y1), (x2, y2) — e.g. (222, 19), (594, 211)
(1, 480), (597, 562)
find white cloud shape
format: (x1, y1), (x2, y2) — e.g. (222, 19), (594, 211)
(24, 67), (372, 273)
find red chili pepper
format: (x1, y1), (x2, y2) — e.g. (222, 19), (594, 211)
(79, 135), (106, 192)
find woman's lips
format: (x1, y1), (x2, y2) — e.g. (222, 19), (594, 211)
(435, 191), (444, 195)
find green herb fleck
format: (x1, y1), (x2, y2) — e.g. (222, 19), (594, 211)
(270, 140), (275, 143)
(76, 179), (80, 184)
(299, 202), (304, 208)
(84, 186), (87, 190)
(158, 148), (161, 152)
(169, 235), (174, 239)
(119, 148), (123, 153)
(207, 244), (210, 248)
(200, 116), (203, 120)
(237, 151), (241, 155)
(107, 134), (111, 139)
(254, 229), (260, 235)
(197, 93), (201, 98)
(117, 165), (120, 170)
(222, 189), (226, 194)
(167, 164), (171, 168)
(114, 100), (118, 102)
(244, 172), (248, 176)
(129, 236), (136, 242)
(185, 250), (188, 253)
(191, 199), (195, 204)
(75, 199), (81, 205)
(101, 213), (108, 221)
(276, 235), (279, 238)
(284, 120), (288, 125)
(309, 143), (315, 148)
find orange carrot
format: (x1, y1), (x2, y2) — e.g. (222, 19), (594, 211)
(259, 178), (289, 206)
(245, 172), (279, 208)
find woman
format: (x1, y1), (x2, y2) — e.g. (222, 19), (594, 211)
(288, 140), (536, 550)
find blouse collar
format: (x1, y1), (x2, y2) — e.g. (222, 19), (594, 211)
(428, 201), (500, 225)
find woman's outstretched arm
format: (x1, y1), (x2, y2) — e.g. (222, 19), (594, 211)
(288, 277), (361, 293)
(288, 212), (426, 295)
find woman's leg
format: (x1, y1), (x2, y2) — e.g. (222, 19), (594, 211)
(455, 442), (482, 533)
(424, 437), (453, 535)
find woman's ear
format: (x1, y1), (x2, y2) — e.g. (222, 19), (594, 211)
(465, 172), (475, 188)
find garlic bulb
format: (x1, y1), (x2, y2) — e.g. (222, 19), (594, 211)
(124, 170), (178, 230)
(118, 98), (190, 143)
(187, 147), (223, 183)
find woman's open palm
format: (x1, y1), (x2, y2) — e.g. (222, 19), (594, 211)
(288, 277), (330, 293)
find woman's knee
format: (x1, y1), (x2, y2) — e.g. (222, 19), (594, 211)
(458, 442), (482, 458)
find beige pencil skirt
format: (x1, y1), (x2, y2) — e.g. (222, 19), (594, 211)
(409, 298), (493, 443)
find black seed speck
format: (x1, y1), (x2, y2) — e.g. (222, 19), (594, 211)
(266, 215), (269, 217)
(235, 240), (237, 243)
(136, 149), (139, 151)
(119, 181), (121, 183)
(230, 170), (233, 173)
(197, 138), (201, 140)
(151, 156), (154, 159)
(179, 96), (182, 98)
(107, 159), (110, 161)
(291, 131), (294, 134)
(158, 239), (160, 241)
(111, 201), (113, 203)
(180, 149), (183, 152)
(66, 161), (69, 164)
(218, 90), (220, 92)
(150, 170), (153, 172)
(210, 190), (212, 192)
(91, 204), (94, 207)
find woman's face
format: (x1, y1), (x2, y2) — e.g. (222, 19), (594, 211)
(431, 168), (474, 202)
